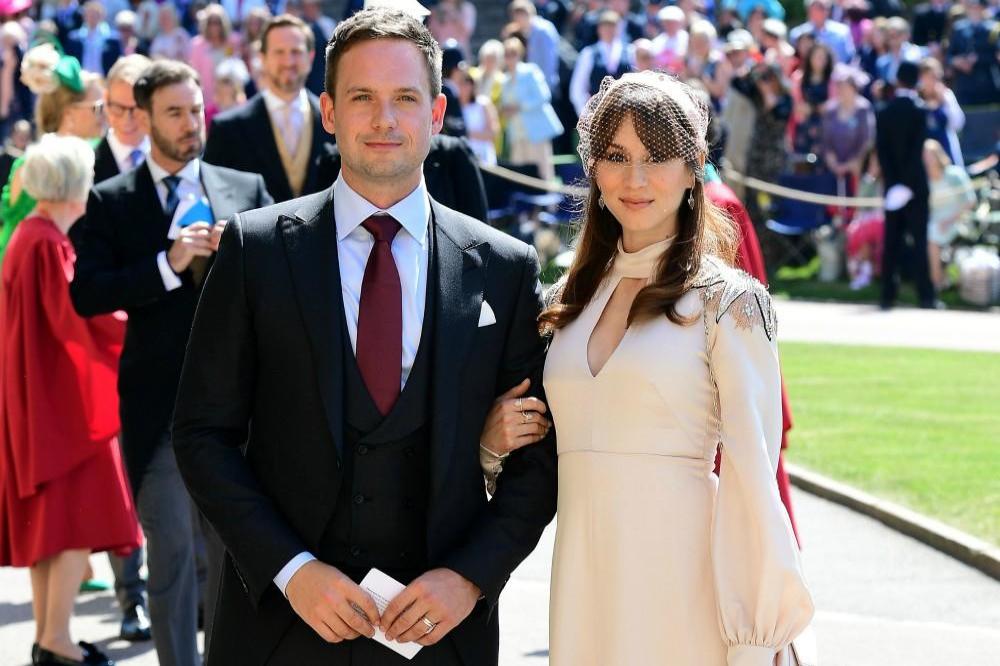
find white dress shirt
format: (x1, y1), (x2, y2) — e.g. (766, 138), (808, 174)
(146, 156), (208, 292)
(272, 174), (431, 596)
(106, 130), (150, 174)
(262, 88), (309, 157)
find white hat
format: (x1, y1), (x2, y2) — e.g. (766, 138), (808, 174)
(657, 5), (685, 23)
(363, 0), (431, 19)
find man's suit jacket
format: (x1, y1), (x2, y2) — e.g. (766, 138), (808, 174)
(93, 137), (121, 185)
(876, 94), (929, 197)
(203, 92), (336, 203)
(70, 161), (273, 495)
(172, 188), (558, 665)
(64, 29), (123, 75)
(321, 135), (489, 224)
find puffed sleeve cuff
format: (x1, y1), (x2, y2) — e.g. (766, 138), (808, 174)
(728, 644), (777, 666)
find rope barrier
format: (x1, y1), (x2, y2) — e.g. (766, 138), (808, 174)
(477, 160), (990, 209)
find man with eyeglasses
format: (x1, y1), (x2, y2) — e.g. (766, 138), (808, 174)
(94, 55), (152, 184)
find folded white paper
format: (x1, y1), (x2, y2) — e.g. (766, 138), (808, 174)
(478, 300), (497, 327)
(360, 569), (422, 660)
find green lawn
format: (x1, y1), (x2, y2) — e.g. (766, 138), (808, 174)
(779, 342), (1000, 545)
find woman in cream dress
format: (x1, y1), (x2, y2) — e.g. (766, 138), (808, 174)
(480, 73), (813, 666)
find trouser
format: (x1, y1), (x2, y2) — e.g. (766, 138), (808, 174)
(108, 545), (145, 613)
(880, 194), (935, 307)
(133, 439), (202, 666)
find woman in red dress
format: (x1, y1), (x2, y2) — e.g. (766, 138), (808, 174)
(0, 135), (140, 666)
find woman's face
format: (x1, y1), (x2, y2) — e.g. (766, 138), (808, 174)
(65, 84), (106, 139)
(835, 79), (857, 103)
(205, 16), (223, 42)
(160, 8), (177, 31)
(593, 114), (693, 240)
(459, 76), (475, 103)
(809, 46), (829, 73)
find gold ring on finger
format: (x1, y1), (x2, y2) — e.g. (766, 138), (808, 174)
(515, 397), (523, 411)
(421, 616), (437, 635)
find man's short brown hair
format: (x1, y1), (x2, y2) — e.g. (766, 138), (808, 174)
(133, 61), (201, 111)
(260, 14), (315, 54)
(324, 8), (442, 99)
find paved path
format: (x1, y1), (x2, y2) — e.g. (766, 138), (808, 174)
(775, 299), (1000, 352)
(3, 491), (998, 666)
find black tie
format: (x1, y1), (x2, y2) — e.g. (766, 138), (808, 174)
(163, 175), (180, 222)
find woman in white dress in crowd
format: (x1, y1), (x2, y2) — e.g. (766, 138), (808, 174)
(480, 72), (813, 665)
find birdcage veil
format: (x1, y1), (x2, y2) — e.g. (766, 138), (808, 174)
(576, 72), (711, 182)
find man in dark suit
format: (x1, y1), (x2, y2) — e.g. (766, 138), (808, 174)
(203, 14), (336, 203)
(64, 1), (123, 76)
(86, 52), (154, 645)
(439, 41), (467, 137)
(322, 134), (489, 223)
(173, 8), (557, 665)
(875, 61), (936, 309)
(94, 55), (152, 184)
(71, 61), (273, 666)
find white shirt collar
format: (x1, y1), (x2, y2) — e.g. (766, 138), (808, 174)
(146, 154), (201, 186)
(262, 88), (309, 115)
(106, 130), (150, 166)
(333, 174), (430, 247)
(895, 88), (919, 100)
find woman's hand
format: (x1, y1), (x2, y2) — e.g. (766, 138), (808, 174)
(480, 379), (551, 457)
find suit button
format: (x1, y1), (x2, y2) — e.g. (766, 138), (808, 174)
(350, 546), (362, 557)
(353, 493), (365, 505)
(356, 444), (369, 456)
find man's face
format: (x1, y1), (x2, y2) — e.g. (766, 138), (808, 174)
(142, 80), (205, 165)
(261, 26), (314, 96)
(321, 39), (446, 187)
(808, 3), (828, 25)
(83, 4), (102, 28)
(106, 79), (145, 146)
(303, 1), (321, 21)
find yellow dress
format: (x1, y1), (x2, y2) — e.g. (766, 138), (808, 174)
(543, 239), (813, 666)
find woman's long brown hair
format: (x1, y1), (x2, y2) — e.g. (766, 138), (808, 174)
(539, 81), (737, 334)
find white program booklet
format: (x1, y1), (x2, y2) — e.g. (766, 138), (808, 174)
(360, 568), (422, 660)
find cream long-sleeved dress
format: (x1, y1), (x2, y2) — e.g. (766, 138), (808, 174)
(543, 239), (814, 666)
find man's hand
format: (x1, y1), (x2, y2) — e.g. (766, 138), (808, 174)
(380, 569), (480, 647)
(167, 222), (214, 273)
(285, 560), (380, 643)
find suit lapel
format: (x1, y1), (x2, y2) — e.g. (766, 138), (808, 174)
(278, 187), (345, 456)
(131, 162), (170, 241)
(247, 95), (293, 201)
(199, 163), (235, 221)
(301, 93), (327, 195)
(429, 201), (488, 501)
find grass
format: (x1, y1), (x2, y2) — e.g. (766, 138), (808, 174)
(779, 342), (1000, 545)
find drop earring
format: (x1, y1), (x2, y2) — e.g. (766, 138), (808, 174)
(687, 189), (695, 209)
(598, 195), (605, 209)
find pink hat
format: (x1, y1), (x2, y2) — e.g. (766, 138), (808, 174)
(0, 0), (32, 17)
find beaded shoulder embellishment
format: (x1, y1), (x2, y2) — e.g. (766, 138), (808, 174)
(692, 257), (777, 341)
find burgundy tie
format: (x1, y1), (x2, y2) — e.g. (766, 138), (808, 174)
(357, 215), (403, 415)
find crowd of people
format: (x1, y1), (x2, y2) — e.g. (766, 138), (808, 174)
(0, 1), (992, 665)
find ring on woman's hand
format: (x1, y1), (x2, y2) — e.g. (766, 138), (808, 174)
(522, 410), (532, 423)
(515, 397), (523, 411)
(421, 616), (437, 635)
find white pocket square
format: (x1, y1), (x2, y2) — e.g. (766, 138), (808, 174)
(478, 301), (497, 327)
